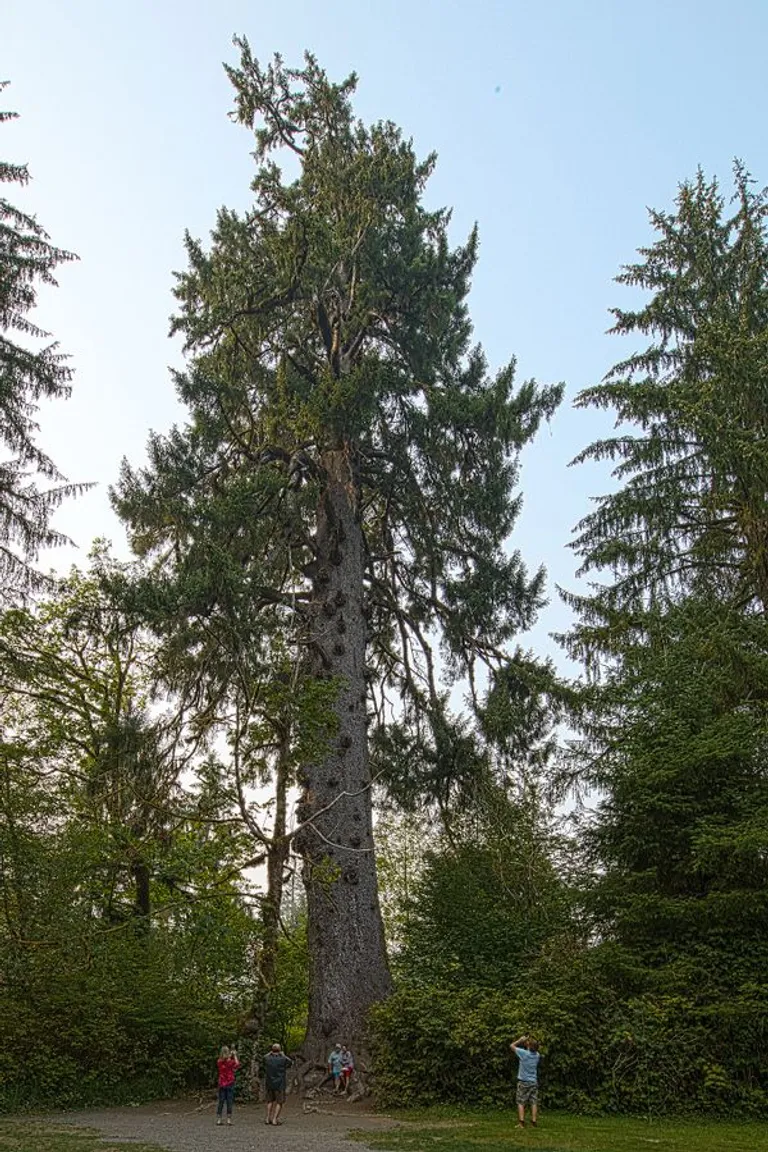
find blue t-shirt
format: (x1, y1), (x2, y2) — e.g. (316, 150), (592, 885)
(513, 1047), (540, 1083)
(328, 1050), (342, 1074)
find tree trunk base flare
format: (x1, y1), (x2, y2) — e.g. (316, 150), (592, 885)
(288, 1056), (369, 1100)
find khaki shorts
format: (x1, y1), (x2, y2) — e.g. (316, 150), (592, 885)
(266, 1086), (286, 1103)
(516, 1080), (538, 1106)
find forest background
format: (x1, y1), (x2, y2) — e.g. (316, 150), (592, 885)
(2, 0), (768, 1119)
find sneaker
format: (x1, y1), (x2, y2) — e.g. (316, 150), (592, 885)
(226, 1119), (232, 1126)
(216, 1118), (222, 1126)
(516, 1122), (525, 1128)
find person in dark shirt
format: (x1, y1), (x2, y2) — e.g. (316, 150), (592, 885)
(264, 1042), (293, 1126)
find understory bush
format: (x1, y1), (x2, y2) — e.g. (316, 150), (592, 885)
(0, 934), (243, 1112)
(370, 946), (768, 1117)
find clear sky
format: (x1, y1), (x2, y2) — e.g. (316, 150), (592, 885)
(5, 0), (768, 667)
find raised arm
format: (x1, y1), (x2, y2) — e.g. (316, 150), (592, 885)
(510, 1036), (528, 1052)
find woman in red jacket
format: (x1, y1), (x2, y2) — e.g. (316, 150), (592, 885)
(216, 1046), (241, 1126)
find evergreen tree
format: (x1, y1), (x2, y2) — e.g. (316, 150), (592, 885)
(0, 84), (85, 599)
(566, 165), (768, 664)
(114, 43), (561, 1063)
(582, 598), (768, 973)
(566, 168), (768, 1105)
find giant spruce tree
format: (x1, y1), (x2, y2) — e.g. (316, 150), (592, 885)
(114, 43), (561, 1063)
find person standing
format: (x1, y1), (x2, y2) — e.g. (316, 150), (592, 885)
(264, 1042), (293, 1126)
(328, 1043), (343, 1094)
(510, 1035), (540, 1128)
(340, 1044), (354, 1094)
(215, 1046), (240, 1126)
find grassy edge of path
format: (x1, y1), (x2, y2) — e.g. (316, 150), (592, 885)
(0, 1119), (164, 1152)
(349, 1106), (768, 1152)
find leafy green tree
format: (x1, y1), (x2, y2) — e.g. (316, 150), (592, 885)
(374, 807), (434, 954)
(368, 779), (578, 1110)
(112, 553), (336, 1062)
(0, 83), (86, 600)
(0, 554), (256, 1109)
(0, 549), (183, 926)
(113, 43), (561, 1061)
(396, 780), (570, 989)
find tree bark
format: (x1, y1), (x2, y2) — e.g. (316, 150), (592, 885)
(247, 725), (291, 1088)
(249, 727), (290, 1025)
(131, 856), (151, 934)
(297, 445), (391, 1070)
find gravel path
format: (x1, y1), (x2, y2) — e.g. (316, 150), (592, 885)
(45, 1098), (399, 1152)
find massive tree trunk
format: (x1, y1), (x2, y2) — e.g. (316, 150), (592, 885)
(296, 446), (391, 1073)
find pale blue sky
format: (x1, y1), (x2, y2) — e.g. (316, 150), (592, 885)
(5, 0), (768, 666)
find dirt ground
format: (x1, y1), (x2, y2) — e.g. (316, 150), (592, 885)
(43, 1096), (399, 1152)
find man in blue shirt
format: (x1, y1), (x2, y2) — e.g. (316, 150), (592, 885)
(327, 1044), (343, 1094)
(510, 1035), (540, 1128)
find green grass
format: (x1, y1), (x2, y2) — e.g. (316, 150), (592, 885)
(0, 1120), (164, 1152)
(351, 1107), (768, 1152)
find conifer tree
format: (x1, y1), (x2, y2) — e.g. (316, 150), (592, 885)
(114, 42), (561, 1063)
(0, 84), (85, 599)
(566, 165), (768, 665)
(567, 169), (768, 1052)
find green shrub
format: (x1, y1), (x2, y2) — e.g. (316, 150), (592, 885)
(370, 947), (768, 1117)
(0, 934), (241, 1112)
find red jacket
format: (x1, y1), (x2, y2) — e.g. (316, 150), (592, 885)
(217, 1057), (240, 1088)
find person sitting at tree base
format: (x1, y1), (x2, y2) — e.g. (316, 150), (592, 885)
(510, 1035), (540, 1128)
(340, 1044), (354, 1094)
(328, 1043), (343, 1094)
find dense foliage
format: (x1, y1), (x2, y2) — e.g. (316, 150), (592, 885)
(563, 168), (768, 1114)
(0, 555), (258, 1109)
(371, 169), (768, 1117)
